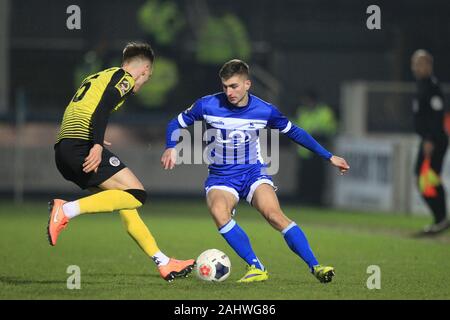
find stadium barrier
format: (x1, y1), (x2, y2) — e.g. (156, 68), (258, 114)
(335, 80), (450, 215)
(0, 145), (298, 200)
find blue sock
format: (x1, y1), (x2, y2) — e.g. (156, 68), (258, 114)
(283, 222), (318, 272)
(219, 219), (264, 271)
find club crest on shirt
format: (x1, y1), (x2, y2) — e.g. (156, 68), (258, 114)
(116, 78), (131, 96)
(109, 156), (121, 167)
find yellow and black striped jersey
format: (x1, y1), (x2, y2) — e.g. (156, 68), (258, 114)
(56, 67), (135, 144)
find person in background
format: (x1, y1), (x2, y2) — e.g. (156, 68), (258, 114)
(295, 90), (337, 205)
(411, 49), (450, 236)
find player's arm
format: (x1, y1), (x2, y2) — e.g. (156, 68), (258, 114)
(414, 96), (434, 156)
(268, 105), (349, 174)
(438, 84), (450, 137)
(83, 69), (133, 173)
(417, 83), (447, 157)
(161, 101), (203, 170)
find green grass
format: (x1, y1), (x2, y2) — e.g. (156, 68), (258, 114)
(0, 200), (449, 300)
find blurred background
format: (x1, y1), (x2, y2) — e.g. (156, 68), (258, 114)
(1, 0), (450, 215)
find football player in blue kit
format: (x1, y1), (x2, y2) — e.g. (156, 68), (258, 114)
(161, 59), (350, 283)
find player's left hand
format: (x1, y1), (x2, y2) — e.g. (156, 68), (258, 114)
(161, 148), (177, 170)
(330, 155), (350, 175)
(83, 144), (103, 173)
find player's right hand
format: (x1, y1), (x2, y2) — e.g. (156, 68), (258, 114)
(330, 155), (350, 175)
(161, 148), (177, 170)
(83, 144), (103, 173)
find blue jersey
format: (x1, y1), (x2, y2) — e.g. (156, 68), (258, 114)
(166, 92), (332, 176)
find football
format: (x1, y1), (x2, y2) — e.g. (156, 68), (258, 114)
(195, 249), (231, 282)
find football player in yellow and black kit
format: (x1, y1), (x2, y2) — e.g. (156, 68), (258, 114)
(48, 42), (195, 281)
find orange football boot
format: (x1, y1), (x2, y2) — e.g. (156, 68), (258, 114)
(158, 258), (196, 282)
(47, 199), (69, 246)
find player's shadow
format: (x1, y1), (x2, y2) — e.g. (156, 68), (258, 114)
(409, 231), (450, 243)
(87, 272), (151, 278)
(87, 272), (193, 282)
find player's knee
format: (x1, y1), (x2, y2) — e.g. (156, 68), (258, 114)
(264, 209), (287, 230)
(209, 203), (232, 224)
(125, 189), (147, 206)
(210, 202), (230, 215)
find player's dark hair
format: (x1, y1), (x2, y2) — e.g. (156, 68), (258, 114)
(122, 42), (155, 64)
(219, 59), (250, 80)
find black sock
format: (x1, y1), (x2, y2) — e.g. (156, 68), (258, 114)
(423, 185), (447, 224)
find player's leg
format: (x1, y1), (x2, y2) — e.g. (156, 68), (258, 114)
(52, 166), (195, 280)
(51, 143), (193, 269)
(119, 208), (195, 281)
(426, 141), (447, 224)
(49, 168), (147, 246)
(250, 184), (317, 268)
(96, 170), (167, 262)
(52, 167), (146, 221)
(416, 139), (450, 235)
(51, 144), (146, 221)
(50, 144), (146, 243)
(96, 171), (168, 263)
(206, 188), (267, 282)
(251, 183), (334, 283)
(86, 182), (162, 260)
(206, 188), (238, 227)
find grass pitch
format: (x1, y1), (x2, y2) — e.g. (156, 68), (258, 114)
(0, 200), (449, 300)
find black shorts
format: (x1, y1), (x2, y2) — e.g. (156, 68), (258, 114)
(54, 139), (127, 189)
(414, 136), (448, 177)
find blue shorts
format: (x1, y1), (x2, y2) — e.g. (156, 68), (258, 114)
(204, 165), (276, 204)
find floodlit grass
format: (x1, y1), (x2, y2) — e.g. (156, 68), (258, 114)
(0, 200), (449, 300)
